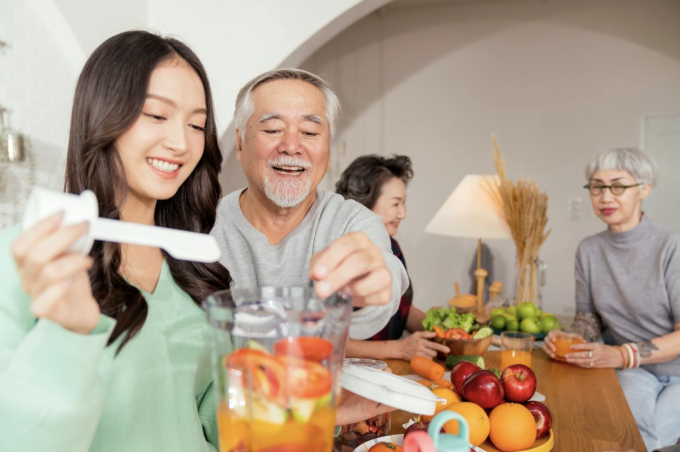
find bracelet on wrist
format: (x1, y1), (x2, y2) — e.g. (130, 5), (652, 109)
(621, 343), (641, 369)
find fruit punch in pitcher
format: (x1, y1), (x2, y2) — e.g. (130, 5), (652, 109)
(204, 287), (351, 452)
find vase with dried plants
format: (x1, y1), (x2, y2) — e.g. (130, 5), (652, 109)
(488, 135), (551, 306)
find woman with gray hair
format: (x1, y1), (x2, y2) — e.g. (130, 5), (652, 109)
(543, 148), (680, 450)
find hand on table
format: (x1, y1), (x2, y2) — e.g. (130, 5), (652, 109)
(310, 232), (392, 307)
(543, 331), (624, 368)
(566, 342), (624, 369)
(398, 331), (450, 361)
(12, 213), (100, 334)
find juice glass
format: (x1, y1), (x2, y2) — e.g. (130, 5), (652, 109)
(500, 332), (534, 369)
(552, 324), (586, 361)
(204, 287), (352, 452)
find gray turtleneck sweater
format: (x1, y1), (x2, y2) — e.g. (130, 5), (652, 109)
(575, 216), (680, 377)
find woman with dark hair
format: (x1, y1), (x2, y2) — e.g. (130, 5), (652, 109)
(0, 31), (232, 451)
(336, 155), (449, 361)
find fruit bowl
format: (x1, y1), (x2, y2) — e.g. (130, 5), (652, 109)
(433, 335), (493, 357)
(491, 328), (546, 340)
(481, 429), (554, 452)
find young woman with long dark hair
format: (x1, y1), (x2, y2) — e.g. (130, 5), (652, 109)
(0, 31), (232, 452)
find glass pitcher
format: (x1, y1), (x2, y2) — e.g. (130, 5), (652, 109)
(204, 287), (352, 452)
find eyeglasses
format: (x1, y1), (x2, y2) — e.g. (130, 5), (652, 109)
(583, 182), (643, 196)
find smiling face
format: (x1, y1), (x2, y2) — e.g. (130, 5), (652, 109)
(589, 169), (651, 232)
(236, 79), (330, 209)
(114, 57), (207, 208)
(372, 177), (407, 236)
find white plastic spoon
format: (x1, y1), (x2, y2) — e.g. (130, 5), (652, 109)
(23, 187), (221, 263)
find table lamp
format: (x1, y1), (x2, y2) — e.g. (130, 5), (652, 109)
(425, 175), (512, 320)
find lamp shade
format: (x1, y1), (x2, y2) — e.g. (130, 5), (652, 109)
(425, 175), (512, 239)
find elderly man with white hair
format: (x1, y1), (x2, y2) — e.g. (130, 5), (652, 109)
(210, 69), (409, 424)
(543, 148), (680, 450)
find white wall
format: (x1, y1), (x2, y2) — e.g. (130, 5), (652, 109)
(0, 0), (78, 228)
(302, 0), (680, 315)
(0, 0), (391, 222)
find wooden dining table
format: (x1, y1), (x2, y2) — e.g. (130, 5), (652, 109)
(385, 350), (647, 452)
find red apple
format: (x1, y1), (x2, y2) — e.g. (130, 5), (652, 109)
(461, 370), (505, 409)
(404, 421), (444, 439)
(451, 361), (481, 395)
(500, 364), (537, 403)
(524, 401), (552, 439)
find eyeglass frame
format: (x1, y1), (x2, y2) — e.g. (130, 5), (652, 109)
(583, 182), (644, 196)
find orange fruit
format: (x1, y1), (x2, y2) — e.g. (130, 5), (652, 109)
(368, 442), (403, 451)
(489, 403), (536, 451)
(442, 402), (490, 447)
(422, 387), (461, 421)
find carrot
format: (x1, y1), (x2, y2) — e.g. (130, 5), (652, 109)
(433, 379), (453, 390)
(433, 326), (446, 338)
(417, 379), (433, 387)
(410, 356), (445, 381)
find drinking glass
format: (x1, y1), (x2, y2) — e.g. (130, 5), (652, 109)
(500, 331), (534, 369)
(551, 324), (587, 361)
(204, 287), (352, 452)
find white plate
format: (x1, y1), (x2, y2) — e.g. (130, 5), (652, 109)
(352, 434), (487, 452)
(401, 372), (546, 402)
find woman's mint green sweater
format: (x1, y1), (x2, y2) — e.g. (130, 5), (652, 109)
(0, 224), (219, 452)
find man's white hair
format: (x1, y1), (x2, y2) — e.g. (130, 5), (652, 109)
(585, 148), (660, 187)
(234, 68), (341, 141)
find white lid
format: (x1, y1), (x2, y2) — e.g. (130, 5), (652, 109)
(341, 365), (446, 415)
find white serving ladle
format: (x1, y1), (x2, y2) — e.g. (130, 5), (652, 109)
(23, 187), (221, 263)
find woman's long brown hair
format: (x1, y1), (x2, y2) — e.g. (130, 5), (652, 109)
(65, 31), (232, 353)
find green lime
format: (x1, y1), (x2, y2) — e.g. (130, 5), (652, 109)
(506, 306), (517, 317)
(506, 320), (519, 332)
(490, 315), (506, 330)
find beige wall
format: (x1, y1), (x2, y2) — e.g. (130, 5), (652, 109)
(301, 0), (680, 315)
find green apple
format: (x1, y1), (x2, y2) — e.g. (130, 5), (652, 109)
(502, 313), (518, 323)
(490, 315), (506, 330)
(520, 317), (542, 334)
(536, 308), (543, 317)
(540, 312), (557, 319)
(506, 320), (519, 332)
(491, 307), (506, 318)
(517, 302), (538, 320)
(540, 316), (558, 334)
(506, 306), (518, 317)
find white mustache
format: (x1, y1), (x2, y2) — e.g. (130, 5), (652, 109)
(266, 156), (312, 169)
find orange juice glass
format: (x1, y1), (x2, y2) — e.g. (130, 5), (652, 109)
(500, 332), (534, 369)
(552, 325), (586, 359)
(204, 287), (352, 452)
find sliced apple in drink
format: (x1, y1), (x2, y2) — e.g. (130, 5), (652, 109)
(252, 395), (288, 425)
(314, 391), (332, 410)
(290, 397), (316, 423)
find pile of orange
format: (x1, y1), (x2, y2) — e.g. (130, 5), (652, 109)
(423, 388), (538, 450)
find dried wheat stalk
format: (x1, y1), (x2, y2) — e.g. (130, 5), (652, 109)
(490, 135), (551, 305)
